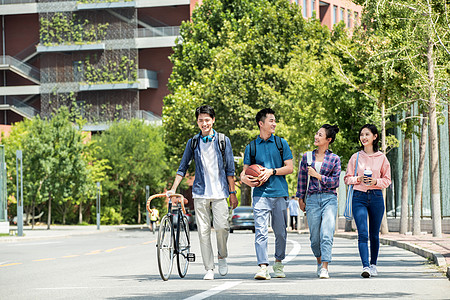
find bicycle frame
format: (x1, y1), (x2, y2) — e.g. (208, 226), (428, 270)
(147, 193), (195, 280)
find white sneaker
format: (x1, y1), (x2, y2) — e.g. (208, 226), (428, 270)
(203, 269), (214, 280)
(369, 264), (378, 276)
(272, 262), (285, 278)
(316, 263), (323, 277)
(218, 258), (228, 276)
(254, 265), (271, 280)
(361, 267), (370, 278)
(319, 268), (329, 279)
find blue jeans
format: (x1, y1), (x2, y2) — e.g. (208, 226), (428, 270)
(253, 197), (287, 265)
(305, 193), (338, 263)
(352, 190), (385, 268)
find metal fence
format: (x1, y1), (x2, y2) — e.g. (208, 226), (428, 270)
(0, 0), (36, 4)
(135, 26), (180, 38)
(1, 55), (40, 83)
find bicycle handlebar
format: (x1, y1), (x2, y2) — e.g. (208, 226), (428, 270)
(146, 193), (187, 215)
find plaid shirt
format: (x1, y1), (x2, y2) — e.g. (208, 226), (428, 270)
(296, 149), (341, 200)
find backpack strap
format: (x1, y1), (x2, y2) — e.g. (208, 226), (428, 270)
(305, 151), (313, 199)
(274, 135), (284, 163)
(217, 132), (226, 168)
(250, 139), (257, 165)
(190, 134), (200, 152)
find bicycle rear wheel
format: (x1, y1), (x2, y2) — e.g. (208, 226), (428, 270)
(177, 215), (190, 278)
(157, 215), (174, 281)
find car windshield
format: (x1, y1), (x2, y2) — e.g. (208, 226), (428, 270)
(233, 207), (253, 214)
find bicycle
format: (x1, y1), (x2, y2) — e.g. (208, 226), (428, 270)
(146, 193), (195, 281)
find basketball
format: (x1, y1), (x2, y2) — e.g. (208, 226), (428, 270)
(245, 164), (264, 187)
(245, 164), (263, 177)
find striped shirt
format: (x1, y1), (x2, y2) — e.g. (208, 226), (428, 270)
(296, 149), (341, 200)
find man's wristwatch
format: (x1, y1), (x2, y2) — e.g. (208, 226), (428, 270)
(229, 191), (237, 194)
(272, 168), (277, 175)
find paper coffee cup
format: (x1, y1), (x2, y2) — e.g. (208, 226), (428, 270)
(364, 170), (372, 185)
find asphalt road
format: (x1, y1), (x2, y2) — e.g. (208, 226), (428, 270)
(1, 229), (448, 299)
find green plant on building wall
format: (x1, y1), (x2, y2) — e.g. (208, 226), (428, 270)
(40, 13), (109, 46)
(80, 55), (137, 85)
(77, 0), (133, 4)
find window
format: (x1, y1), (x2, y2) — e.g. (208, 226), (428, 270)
(354, 12), (359, 26)
(311, 0), (315, 17)
(347, 9), (351, 27)
(73, 61), (84, 82)
(303, 0), (307, 17)
(333, 5), (338, 24)
(340, 8), (344, 23)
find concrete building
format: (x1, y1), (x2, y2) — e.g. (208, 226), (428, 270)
(0, 0), (361, 128)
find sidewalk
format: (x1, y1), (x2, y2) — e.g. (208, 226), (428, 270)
(334, 230), (450, 279)
(0, 224), (147, 242)
(288, 228), (450, 279)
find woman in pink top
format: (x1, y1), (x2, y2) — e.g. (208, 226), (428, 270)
(344, 124), (391, 278)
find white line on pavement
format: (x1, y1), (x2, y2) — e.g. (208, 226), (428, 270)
(183, 281), (243, 300)
(7, 241), (62, 247)
(284, 238), (301, 263)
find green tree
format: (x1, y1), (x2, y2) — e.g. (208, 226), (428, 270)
(354, 0), (450, 237)
(94, 120), (167, 224)
(165, 0), (379, 201)
(3, 108), (90, 228)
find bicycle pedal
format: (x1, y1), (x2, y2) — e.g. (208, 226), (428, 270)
(187, 253), (196, 262)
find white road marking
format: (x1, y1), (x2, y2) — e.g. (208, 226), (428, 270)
(7, 241), (61, 246)
(284, 238), (301, 263)
(183, 281), (243, 300)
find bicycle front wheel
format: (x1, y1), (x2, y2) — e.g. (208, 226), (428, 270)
(177, 215), (190, 278)
(157, 215), (174, 281)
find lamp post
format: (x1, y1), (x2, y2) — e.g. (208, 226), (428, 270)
(16, 150), (23, 236)
(96, 182), (100, 230)
(145, 185), (150, 226)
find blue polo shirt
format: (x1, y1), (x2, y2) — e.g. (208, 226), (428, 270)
(244, 134), (293, 198)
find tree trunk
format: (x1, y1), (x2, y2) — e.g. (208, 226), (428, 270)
(427, 37), (442, 238)
(119, 192), (123, 215)
(380, 100), (389, 234)
(79, 201), (83, 224)
(137, 197), (141, 224)
(47, 193), (52, 230)
(240, 182), (252, 206)
(413, 112), (428, 235)
(400, 136), (410, 234)
(62, 203), (67, 225)
(31, 198), (35, 229)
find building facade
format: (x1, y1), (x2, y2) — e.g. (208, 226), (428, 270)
(0, 0), (361, 128)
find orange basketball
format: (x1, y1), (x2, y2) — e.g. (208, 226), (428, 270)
(245, 164), (264, 177)
(245, 164), (264, 186)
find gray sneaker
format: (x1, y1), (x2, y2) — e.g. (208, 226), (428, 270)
(361, 267), (371, 278)
(218, 258), (228, 276)
(369, 264), (378, 276)
(273, 262), (285, 278)
(317, 263), (323, 277)
(254, 265), (271, 280)
(319, 268), (329, 279)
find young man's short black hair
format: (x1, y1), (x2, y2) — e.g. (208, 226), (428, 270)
(255, 108), (275, 128)
(195, 105), (215, 120)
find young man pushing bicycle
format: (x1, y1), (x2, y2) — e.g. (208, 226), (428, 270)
(169, 105), (238, 280)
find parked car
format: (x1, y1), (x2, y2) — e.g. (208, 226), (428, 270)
(172, 209), (197, 231)
(229, 206), (255, 233)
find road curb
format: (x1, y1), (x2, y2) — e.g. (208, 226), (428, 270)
(336, 232), (449, 279)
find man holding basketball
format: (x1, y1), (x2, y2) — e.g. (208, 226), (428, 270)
(169, 105), (238, 281)
(240, 108), (294, 280)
